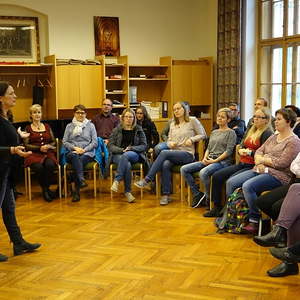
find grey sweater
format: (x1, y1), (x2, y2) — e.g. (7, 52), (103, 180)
(207, 129), (237, 163)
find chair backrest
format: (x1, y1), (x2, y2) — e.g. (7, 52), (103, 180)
(195, 140), (205, 161)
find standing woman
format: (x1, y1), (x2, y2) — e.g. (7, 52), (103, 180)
(109, 108), (148, 203)
(0, 82), (41, 261)
(135, 102), (207, 205)
(135, 105), (159, 153)
(23, 104), (58, 202)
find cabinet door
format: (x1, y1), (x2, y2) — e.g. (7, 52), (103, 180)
(79, 65), (103, 108)
(172, 65), (192, 103)
(192, 64), (212, 106)
(57, 66), (80, 109)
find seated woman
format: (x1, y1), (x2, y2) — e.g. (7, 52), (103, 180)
(226, 108), (300, 234)
(253, 183), (300, 277)
(24, 104), (58, 202)
(109, 108), (148, 203)
(134, 101), (207, 205)
(135, 105), (159, 155)
(62, 105), (97, 202)
(255, 152), (300, 221)
(204, 107), (273, 216)
(180, 108), (236, 208)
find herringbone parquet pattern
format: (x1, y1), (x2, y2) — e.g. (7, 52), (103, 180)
(0, 180), (298, 300)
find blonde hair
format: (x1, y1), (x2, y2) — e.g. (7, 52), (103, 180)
(245, 107), (272, 143)
(173, 101), (190, 125)
(217, 107), (232, 120)
(121, 108), (136, 129)
(29, 104), (42, 120)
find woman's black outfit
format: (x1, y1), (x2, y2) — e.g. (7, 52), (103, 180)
(0, 116), (41, 261)
(137, 119), (159, 150)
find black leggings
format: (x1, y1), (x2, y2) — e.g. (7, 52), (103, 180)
(30, 158), (56, 189)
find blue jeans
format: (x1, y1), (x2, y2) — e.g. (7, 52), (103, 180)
(181, 161), (229, 199)
(145, 150), (194, 195)
(226, 170), (282, 221)
(112, 151), (141, 193)
(211, 163), (253, 206)
(66, 153), (94, 187)
(153, 142), (169, 158)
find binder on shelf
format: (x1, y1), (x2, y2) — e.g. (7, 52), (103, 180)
(162, 101), (168, 118)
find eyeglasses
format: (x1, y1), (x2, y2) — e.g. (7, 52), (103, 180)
(124, 116), (134, 119)
(75, 111), (86, 115)
(253, 115), (267, 119)
(136, 112), (144, 115)
(103, 103), (112, 107)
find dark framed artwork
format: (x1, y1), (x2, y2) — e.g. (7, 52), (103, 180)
(94, 16), (120, 56)
(0, 16), (40, 63)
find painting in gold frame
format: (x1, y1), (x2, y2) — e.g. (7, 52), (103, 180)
(0, 16), (40, 63)
(94, 16), (120, 56)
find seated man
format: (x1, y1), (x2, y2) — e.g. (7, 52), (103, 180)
(92, 98), (120, 144)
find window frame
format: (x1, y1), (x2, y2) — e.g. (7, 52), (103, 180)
(257, 0), (300, 110)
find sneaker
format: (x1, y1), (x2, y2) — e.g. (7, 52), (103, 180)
(160, 195), (170, 206)
(191, 192), (206, 208)
(203, 206), (222, 217)
(134, 179), (151, 190)
(111, 180), (119, 192)
(125, 192), (135, 203)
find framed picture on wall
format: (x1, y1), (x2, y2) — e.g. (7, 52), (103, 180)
(0, 16), (40, 63)
(94, 16), (120, 56)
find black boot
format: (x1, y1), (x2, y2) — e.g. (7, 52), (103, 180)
(72, 186), (80, 202)
(7, 226), (41, 256)
(42, 187), (52, 202)
(0, 253), (8, 262)
(267, 262), (299, 277)
(47, 188), (58, 200)
(270, 247), (300, 263)
(13, 240), (41, 256)
(253, 225), (287, 247)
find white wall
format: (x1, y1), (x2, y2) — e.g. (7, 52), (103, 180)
(0, 0), (218, 64)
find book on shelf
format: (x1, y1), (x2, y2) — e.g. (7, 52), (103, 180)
(129, 86), (137, 103)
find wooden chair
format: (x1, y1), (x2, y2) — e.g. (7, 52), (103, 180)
(63, 161), (101, 198)
(24, 138), (62, 201)
(110, 163), (144, 198)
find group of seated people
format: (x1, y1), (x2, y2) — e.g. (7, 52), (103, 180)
(21, 97), (300, 278)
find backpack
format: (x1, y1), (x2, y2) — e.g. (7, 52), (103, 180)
(215, 187), (249, 234)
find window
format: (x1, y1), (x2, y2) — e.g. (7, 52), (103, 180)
(258, 0), (300, 114)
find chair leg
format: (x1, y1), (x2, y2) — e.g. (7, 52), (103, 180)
(180, 174), (184, 203)
(110, 165), (113, 197)
(64, 166), (67, 199)
(188, 186), (191, 206)
(93, 164), (97, 198)
(58, 165), (62, 199)
(140, 165), (143, 199)
(28, 167), (32, 201)
(156, 174), (160, 198)
(24, 168), (28, 198)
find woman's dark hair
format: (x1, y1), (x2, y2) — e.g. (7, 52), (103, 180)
(73, 104), (86, 112)
(0, 81), (13, 121)
(285, 105), (300, 118)
(136, 105), (151, 121)
(275, 107), (297, 128)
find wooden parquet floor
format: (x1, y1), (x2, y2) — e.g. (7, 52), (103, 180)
(0, 180), (299, 300)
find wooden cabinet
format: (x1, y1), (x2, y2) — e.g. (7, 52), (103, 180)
(172, 57), (213, 133)
(0, 59), (56, 122)
(56, 65), (103, 110)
